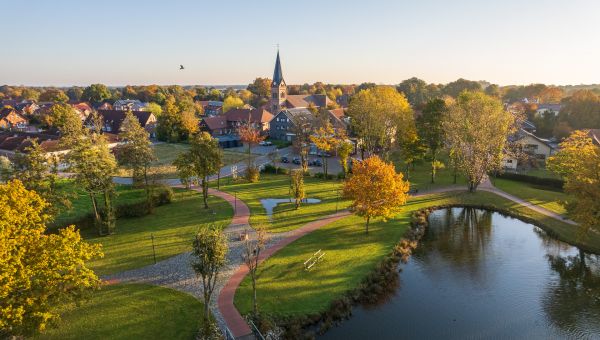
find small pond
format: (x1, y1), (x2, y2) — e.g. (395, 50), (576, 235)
(320, 207), (600, 339)
(260, 198), (321, 220)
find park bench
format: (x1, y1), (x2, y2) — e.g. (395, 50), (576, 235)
(304, 249), (325, 270)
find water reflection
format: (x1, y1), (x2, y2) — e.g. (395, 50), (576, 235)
(319, 208), (600, 340)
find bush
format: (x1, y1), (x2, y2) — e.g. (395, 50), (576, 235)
(496, 172), (563, 190)
(337, 172), (346, 180)
(246, 166), (260, 182)
(313, 172), (335, 180)
(152, 185), (174, 205)
(262, 164), (289, 175)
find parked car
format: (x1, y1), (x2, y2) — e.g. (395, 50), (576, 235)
(309, 159), (322, 166)
(317, 151), (332, 157)
(281, 156), (289, 163)
(292, 157), (301, 165)
(259, 140), (273, 146)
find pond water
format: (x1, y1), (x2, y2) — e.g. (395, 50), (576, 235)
(260, 198), (321, 220)
(320, 208), (600, 339)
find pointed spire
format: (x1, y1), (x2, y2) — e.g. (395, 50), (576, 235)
(272, 50), (284, 86)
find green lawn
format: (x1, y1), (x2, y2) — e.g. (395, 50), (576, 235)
(217, 174), (350, 233)
(234, 190), (597, 318)
(115, 142), (255, 179)
(84, 190), (233, 276)
(492, 177), (568, 215)
(389, 150), (466, 191)
(51, 180), (147, 229)
(37, 284), (202, 340)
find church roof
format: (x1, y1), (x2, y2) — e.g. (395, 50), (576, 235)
(272, 51), (284, 86)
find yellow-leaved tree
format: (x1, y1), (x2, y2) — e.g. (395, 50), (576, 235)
(547, 130), (600, 238)
(343, 156), (410, 233)
(0, 180), (103, 337)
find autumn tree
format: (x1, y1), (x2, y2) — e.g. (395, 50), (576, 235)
(560, 90), (600, 129)
(442, 91), (515, 192)
(179, 109), (199, 138)
(116, 111), (157, 209)
(157, 95), (181, 142)
(238, 120), (265, 182)
(290, 169), (306, 209)
(47, 103), (84, 141)
(0, 180), (102, 337)
(39, 88), (69, 103)
(67, 132), (117, 235)
(548, 130), (600, 237)
(417, 98), (447, 183)
(343, 156), (410, 233)
(174, 132), (222, 208)
(347, 86), (413, 159)
(191, 227), (228, 330)
(337, 139), (354, 175)
(310, 121), (338, 178)
(223, 96), (244, 113)
(290, 113), (313, 172)
(247, 77), (272, 107)
(242, 225), (268, 317)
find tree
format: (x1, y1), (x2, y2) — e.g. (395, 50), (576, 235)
(242, 225), (268, 317)
(223, 96), (244, 113)
(173, 132), (222, 208)
(179, 110), (199, 138)
(560, 90), (600, 129)
(347, 86), (413, 159)
(145, 102), (163, 116)
(191, 227), (228, 329)
(0, 156), (12, 182)
(157, 95), (181, 142)
(443, 78), (482, 98)
(267, 148), (280, 174)
(48, 103), (85, 142)
(290, 169), (305, 209)
(337, 139), (354, 175)
(343, 156), (410, 233)
(417, 98), (447, 183)
(484, 84), (501, 98)
(0, 180), (102, 337)
(116, 111), (157, 209)
(67, 132), (117, 235)
(66, 87), (83, 101)
(82, 84), (112, 104)
(397, 127), (427, 179)
(21, 88), (40, 101)
(397, 77), (437, 108)
(442, 91), (515, 192)
(238, 121), (265, 182)
(247, 78), (271, 107)
(547, 130), (600, 237)
(39, 88), (68, 103)
(310, 121), (338, 178)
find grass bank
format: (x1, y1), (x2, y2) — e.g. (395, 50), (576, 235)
(36, 284), (203, 340)
(491, 177), (568, 215)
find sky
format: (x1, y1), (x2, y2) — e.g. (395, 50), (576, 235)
(1, 0), (599, 87)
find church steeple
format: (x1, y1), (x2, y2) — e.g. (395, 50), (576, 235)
(270, 49), (287, 113)
(272, 50), (284, 86)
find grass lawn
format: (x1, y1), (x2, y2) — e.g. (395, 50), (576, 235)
(491, 177), (568, 215)
(36, 284), (202, 340)
(217, 174), (350, 233)
(389, 150), (466, 191)
(84, 190), (233, 276)
(115, 142), (255, 179)
(51, 180), (147, 229)
(234, 190), (597, 318)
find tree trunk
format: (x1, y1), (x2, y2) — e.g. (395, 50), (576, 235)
(322, 154), (327, 179)
(202, 176), (209, 209)
(365, 216), (370, 234)
(90, 193), (102, 235)
(252, 277), (257, 316)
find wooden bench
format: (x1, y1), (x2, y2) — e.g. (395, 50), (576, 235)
(304, 249), (325, 270)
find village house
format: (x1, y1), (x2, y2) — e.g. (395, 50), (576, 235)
(224, 107), (273, 133)
(503, 129), (557, 170)
(71, 102), (93, 120)
(200, 115), (230, 136)
(269, 107), (316, 141)
(0, 107), (28, 131)
(0, 131), (60, 157)
(113, 99), (148, 111)
(199, 101), (224, 116)
(86, 110), (157, 137)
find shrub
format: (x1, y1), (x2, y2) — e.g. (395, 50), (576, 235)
(246, 166), (260, 182)
(337, 172), (346, 180)
(152, 185), (174, 205)
(314, 172), (335, 180)
(262, 164), (277, 173)
(496, 172), (563, 190)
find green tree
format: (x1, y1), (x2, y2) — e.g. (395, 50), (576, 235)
(560, 90), (600, 129)
(39, 89), (69, 103)
(66, 87), (83, 101)
(290, 169), (306, 209)
(82, 84), (112, 104)
(21, 88), (40, 101)
(67, 132), (117, 235)
(146, 102), (163, 116)
(173, 132), (222, 208)
(417, 98), (447, 183)
(337, 139), (354, 175)
(443, 78), (482, 98)
(191, 227), (228, 329)
(247, 77), (271, 107)
(116, 111), (157, 209)
(0, 180), (102, 337)
(442, 91), (515, 192)
(222, 96), (244, 113)
(397, 77), (437, 108)
(48, 103), (85, 142)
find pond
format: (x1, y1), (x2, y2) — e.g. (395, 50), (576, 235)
(320, 207), (600, 339)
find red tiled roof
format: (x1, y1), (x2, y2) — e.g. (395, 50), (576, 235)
(285, 94), (331, 109)
(202, 116), (228, 130)
(328, 108), (345, 119)
(225, 108), (273, 124)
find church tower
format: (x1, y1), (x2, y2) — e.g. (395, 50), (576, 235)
(270, 50), (287, 113)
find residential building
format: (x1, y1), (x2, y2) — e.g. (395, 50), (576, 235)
(199, 101), (224, 116)
(224, 108), (273, 133)
(0, 107), (28, 130)
(200, 116), (230, 136)
(113, 99), (148, 111)
(71, 102), (93, 120)
(269, 108), (316, 141)
(536, 103), (562, 117)
(86, 110), (157, 137)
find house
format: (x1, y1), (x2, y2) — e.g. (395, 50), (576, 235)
(199, 101), (224, 116)
(96, 102), (113, 110)
(536, 103), (562, 117)
(327, 108), (349, 132)
(224, 108), (274, 133)
(200, 116), (230, 136)
(113, 99), (148, 111)
(503, 129), (557, 170)
(522, 120), (536, 133)
(0, 131), (60, 157)
(87, 110), (157, 137)
(71, 102), (93, 120)
(15, 101), (39, 115)
(0, 107), (28, 131)
(269, 108), (316, 141)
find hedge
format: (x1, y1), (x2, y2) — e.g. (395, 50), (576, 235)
(496, 172), (564, 190)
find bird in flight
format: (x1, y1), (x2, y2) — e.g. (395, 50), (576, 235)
(179, 65), (185, 70)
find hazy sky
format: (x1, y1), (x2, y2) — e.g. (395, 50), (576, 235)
(2, 0), (599, 86)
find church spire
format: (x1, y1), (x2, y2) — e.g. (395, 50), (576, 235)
(272, 50), (284, 86)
